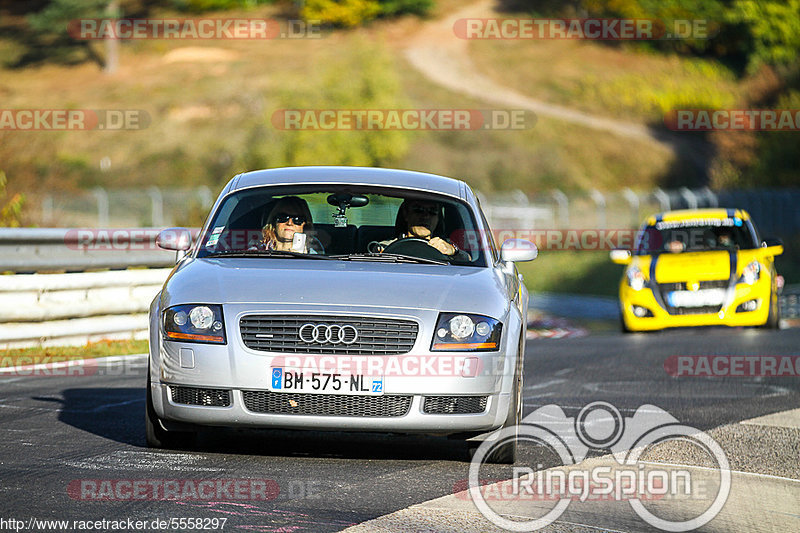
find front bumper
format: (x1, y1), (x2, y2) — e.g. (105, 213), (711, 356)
(148, 303), (521, 436)
(620, 279), (773, 331)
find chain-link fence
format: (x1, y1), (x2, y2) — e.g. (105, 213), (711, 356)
(25, 186), (800, 244)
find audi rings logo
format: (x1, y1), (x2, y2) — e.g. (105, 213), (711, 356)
(298, 323), (359, 345)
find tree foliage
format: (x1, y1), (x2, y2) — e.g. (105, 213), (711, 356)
(0, 171), (26, 228)
(301, 0), (432, 27)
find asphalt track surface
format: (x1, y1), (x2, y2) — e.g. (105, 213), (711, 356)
(1, 327), (798, 532)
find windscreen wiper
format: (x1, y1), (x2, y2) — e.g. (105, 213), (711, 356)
(203, 250), (334, 260)
(330, 253), (449, 266)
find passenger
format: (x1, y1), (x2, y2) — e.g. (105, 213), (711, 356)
(374, 199), (468, 260)
(252, 196), (324, 254)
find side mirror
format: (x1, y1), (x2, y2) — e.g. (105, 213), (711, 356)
(500, 239), (538, 262)
(761, 237), (784, 257)
(156, 227), (193, 251)
(610, 249), (632, 265)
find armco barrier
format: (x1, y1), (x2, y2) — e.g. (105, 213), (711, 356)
(0, 228), (182, 348)
(0, 228), (179, 273)
(0, 269), (171, 349)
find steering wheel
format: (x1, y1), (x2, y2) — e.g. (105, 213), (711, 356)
(382, 237), (451, 262)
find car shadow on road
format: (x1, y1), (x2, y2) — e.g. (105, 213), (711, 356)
(49, 387), (489, 462)
(42, 387), (146, 447)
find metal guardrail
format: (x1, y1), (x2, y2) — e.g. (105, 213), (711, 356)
(0, 269), (171, 348)
(0, 228), (185, 273)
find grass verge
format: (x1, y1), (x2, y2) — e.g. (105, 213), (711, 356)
(0, 339), (148, 367)
(517, 250), (624, 298)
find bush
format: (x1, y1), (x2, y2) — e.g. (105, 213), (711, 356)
(0, 171), (25, 228)
(171, 0), (275, 12)
(301, 0), (433, 27)
(301, 0), (382, 27)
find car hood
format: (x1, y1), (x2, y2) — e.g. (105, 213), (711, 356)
(160, 257), (509, 315)
(651, 251), (733, 283)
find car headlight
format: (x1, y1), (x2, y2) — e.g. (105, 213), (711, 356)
(163, 304), (226, 344)
(739, 260), (761, 285)
(432, 313), (502, 351)
(626, 265), (646, 291)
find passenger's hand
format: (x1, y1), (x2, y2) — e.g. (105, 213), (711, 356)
(428, 237), (455, 256)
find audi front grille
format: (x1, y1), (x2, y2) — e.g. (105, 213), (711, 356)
(239, 315), (418, 355)
(241, 390), (413, 417)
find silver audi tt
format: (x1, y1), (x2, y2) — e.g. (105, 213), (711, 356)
(147, 166), (537, 462)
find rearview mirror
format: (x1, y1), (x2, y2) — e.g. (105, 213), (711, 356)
(500, 239), (538, 262)
(761, 237), (784, 257)
(610, 249), (632, 265)
(156, 227), (193, 251)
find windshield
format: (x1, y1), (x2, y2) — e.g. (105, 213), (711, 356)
(635, 217), (759, 254)
(196, 185), (486, 267)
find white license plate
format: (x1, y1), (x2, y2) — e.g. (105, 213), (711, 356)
(269, 368), (384, 396)
(667, 289), (725, 308)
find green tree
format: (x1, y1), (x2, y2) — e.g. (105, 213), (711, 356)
(727, 0), (800, 72)
(25, 0), (113, 69)
(0, 171), (25, 228)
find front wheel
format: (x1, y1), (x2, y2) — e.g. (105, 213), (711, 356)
(145, 375), (195, 449)
(762, 292), (781, 330)
(468, 372), (521, 464)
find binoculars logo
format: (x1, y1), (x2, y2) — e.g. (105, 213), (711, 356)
(469, 402), (730, 531)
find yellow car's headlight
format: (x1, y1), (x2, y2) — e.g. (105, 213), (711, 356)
(626, 265), (646, 291)
(739, 261), (761, 285)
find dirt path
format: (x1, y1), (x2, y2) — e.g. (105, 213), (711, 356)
(403, 1), (675, 148)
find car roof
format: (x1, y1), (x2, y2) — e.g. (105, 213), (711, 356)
(645, 208), (751, 226)
(230, 166), (465, 199)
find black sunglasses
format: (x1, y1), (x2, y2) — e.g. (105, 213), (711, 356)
(274, 213), (306, 225)
(410, 205), (438, 216)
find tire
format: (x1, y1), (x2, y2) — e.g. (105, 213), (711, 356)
(145, 375), (195, 449)
(620, 308), (632, 334)
(762, 292), (780, 330)
(468, 368), (522, 464)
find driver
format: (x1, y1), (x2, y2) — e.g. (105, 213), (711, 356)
(373, 199), (467, 259)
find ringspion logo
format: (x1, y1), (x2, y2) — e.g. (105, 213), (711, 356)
(469, 402), (730, 531)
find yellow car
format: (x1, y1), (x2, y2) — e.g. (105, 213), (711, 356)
(611, 208), (783, 332)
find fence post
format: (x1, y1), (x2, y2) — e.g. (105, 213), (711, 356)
(653, 188), (670, 212)
(92, 187), (109, 227)
(196, 186), (213, 209)
(701, 187), (718, 207)
(590, 189), (606, 229)
(550, 189), (569, 228)
(680, 187), (698, 209)
(148, 186), (164, 227)
(623, 188), (640, 227)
